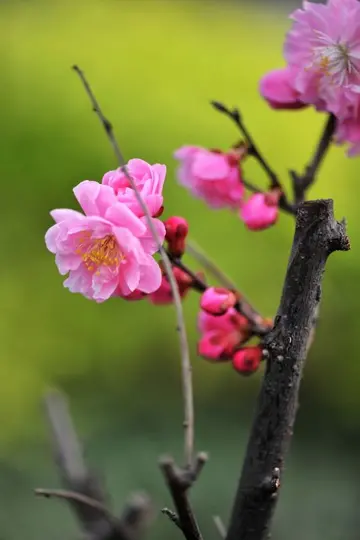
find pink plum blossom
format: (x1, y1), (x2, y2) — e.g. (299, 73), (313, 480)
(102, 159), (166, 217)
(197, 308), (250, 361)
(45, 181), (165, 302)
(335, 113), (360, 156)
(259, 0), (360, 154)
(174, 146), (245, 209)
(200, 287), (237, 316)
(239, 191), (279, 231)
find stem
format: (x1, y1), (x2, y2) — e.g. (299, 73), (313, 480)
(226, 199), (349, 540)
(167, 253), (270, 337)
(211, 101), (295, 215)
(290, 114), (336, 204)
(186, 240), (239, 291)
(73, 65), (194, 468)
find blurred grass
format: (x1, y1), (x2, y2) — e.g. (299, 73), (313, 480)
(0, 0), (359, 454)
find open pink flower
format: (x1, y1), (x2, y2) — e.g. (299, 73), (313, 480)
(260, 0), (360, 153)
(239, 191), (279, 231)
(102, 159), (166, 217)
(197, 308), (250, 361)
(174, 146), (244, 209)
(45, 181), (165, 302)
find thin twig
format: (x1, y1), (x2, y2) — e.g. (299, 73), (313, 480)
(186, 240), (238, 290)
(290, 114), (336, 204)
(213, 516), (227, 539)
(35, 488), (112, 516)
(73, 65), (194, 468)
(211, 101), (295, 215)
(167, 251), (270, 337)
(226, 199), (349, 540)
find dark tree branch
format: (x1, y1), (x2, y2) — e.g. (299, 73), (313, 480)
(37, 390), (153, 540)
(211, 101), (296, 215)
(159, 453), (208, 540)
(226, 199), (349, 540)
(290, 114), (337, 204)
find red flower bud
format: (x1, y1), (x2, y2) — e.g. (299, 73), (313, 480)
(148, 266), (192, 305)
(232, 346), (262, 375)
(164, 216), (189, 257)
(200, 287), (237, 316)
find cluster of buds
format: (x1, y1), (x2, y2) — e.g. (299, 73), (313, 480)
(197, 287), (266, 376)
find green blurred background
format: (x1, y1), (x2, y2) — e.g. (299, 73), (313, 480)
(1, 0), (360, 538)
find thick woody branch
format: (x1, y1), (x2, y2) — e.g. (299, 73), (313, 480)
(226, 199), (349, 540)
(36, 390), (153, 540)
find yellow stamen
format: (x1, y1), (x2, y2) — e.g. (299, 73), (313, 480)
(76, 233), (123, 272)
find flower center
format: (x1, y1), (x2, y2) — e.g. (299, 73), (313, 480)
(309, 33), (357, 87)
(76, 232), (123, 273)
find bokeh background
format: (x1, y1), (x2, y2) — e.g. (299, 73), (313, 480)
(1, 0), (360, 539)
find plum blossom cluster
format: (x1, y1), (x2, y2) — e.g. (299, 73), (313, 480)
(260, 0), (360, 156)
(174, 145), (280, 231)
(198, 288), (266, 375)
(46, 0), (359, 379)
(45, 159), (168, 302)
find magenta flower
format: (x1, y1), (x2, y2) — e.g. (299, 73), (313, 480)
(174, 146), (244, 209)
(45, 181), (165, 302)
(336, 113), (360, 156)
(197, 308), (250, 361)
(239, 192), (279, 231)
(102, 159), (166, 218)
(260, 0), (360, 153)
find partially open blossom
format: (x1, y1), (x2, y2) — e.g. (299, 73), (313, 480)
(45, 181), (165, 302)
(198, 308), (250, 361)
(102, 159), (166, 217)
(232, 346), (262, 375)
(259, 0), (360, 155)
(240, 191), (280, 231)
(260, 67), (307, 110)
(200, 287), (237, 316)
(165, 216), (189, 257)
(148, 266), (193, 305)
(174, 146), (245, 209)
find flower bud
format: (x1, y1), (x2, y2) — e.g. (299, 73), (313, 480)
(232, 346), (262, 375)
(148, 266), (192, 305)
(164, 216), (189, 257)
(123, 289), (146, 301)
(239, 190), (280, 231)
(200, 287), (237, 316)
